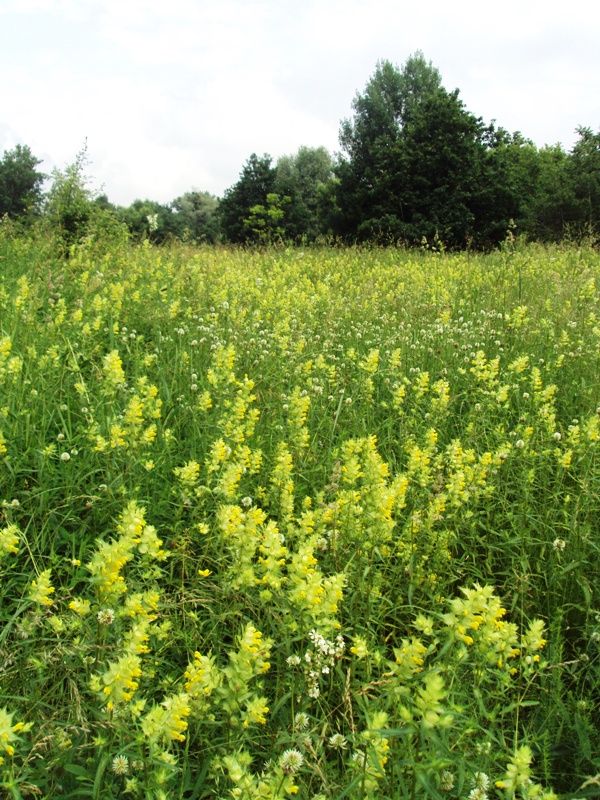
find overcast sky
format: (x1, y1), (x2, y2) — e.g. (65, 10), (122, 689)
(1, 0), (599, 206)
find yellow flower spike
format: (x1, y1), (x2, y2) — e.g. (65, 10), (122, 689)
(29, 569), (55, 607)
(103, 350), (126, 388)
(0, 708), (28, 760)
(0, 524), (20, 556)
(141, 693), (191, 745)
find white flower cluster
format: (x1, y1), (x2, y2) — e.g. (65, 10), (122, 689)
(468, 772), (490, 800)
(303, 629), (345, 699)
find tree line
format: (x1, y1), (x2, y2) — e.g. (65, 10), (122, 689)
(2, 53), (599, 249)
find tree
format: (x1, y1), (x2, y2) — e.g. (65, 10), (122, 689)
(471, 128), (541, 246)
(335, 54), (494, 246)
(569, 126), (600, 237)
(527, 144), (576, 241)
(45, 145), (128, 254)
(45, 145), (97, 250)
(335, 54), (445, 241)
(244, 193), (290, 243)
(274, 146), (334, 240)
(391, 87), (488, 246)
(0, 144), (45, 219)
(117, 199), (181, 243)
(171, 191), (220, 243)
(219, 154), (276, 243)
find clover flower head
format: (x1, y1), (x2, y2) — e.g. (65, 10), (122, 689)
(112, 755), (129, 775)
(280, 748), (303, 775)
(328, 733), (347, 750)
(472, 772), (490, 790)
(294, 712), (310, 731)
(97, 608), (116, 625)
(468, 788), (488, 800)
(440, 770), (455, 790)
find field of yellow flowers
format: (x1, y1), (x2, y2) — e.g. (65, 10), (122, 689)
(1, 226), (599, 799)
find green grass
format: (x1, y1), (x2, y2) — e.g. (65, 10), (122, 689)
(1, 226), (599, 798)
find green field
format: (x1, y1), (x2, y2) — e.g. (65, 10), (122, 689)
(1, 229), (599, 799)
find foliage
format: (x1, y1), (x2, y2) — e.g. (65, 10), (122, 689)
(1, 229), (600, 797)
(244, 192), (290, 243)
(334, 53), (445, 242)
(117, 198), (181, 244)
(333, 53), (599, 247)
(171, 190), (221, 243)
(569, 126), (600, 239)
(0, 144), (45, 220)
(219, 153), (277, 243)
(274, 146), (334, 241)
(44, 145), (129, 255)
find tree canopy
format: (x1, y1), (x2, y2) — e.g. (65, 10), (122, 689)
(0, 144), (45, 219)
(5, 55), (599, 249)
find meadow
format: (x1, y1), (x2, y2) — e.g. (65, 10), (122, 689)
(1, 224), (599, 799)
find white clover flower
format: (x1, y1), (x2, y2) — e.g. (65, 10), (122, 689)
(553, 432), (562, 441)
(328, 733), (347, 750)
(60, 452), (71, 462)
(112, 755), (129, 775)
(553, 538), (566, 552)
(440, 770), (455, 790)
(468, 788), (487, 800)
(515, 439), (525, 449)
(472, 772), (490, 790)
(97, 608), (116, 625)
(294, 712), (310, 730)
(280, 749), (303, 774)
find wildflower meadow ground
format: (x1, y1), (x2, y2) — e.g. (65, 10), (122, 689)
(1, 225), (599, 798)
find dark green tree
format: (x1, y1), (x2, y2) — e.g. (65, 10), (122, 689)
(528, 144), (576, 241)
(274, 146), (333, 240)
(117, 199), (181, 243)
(334, 54), (445, 241)
(171, 191), (220, 243)
(569, 126), (600, 237)
(335, 54), (495, 246)
(219, 153), (276, 243)
(472, 128), (541, 245)
(389, 87), (488, 246)
(0, 144), (45, 219)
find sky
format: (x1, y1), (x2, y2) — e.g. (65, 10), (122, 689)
(1, 0), (599, 206)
